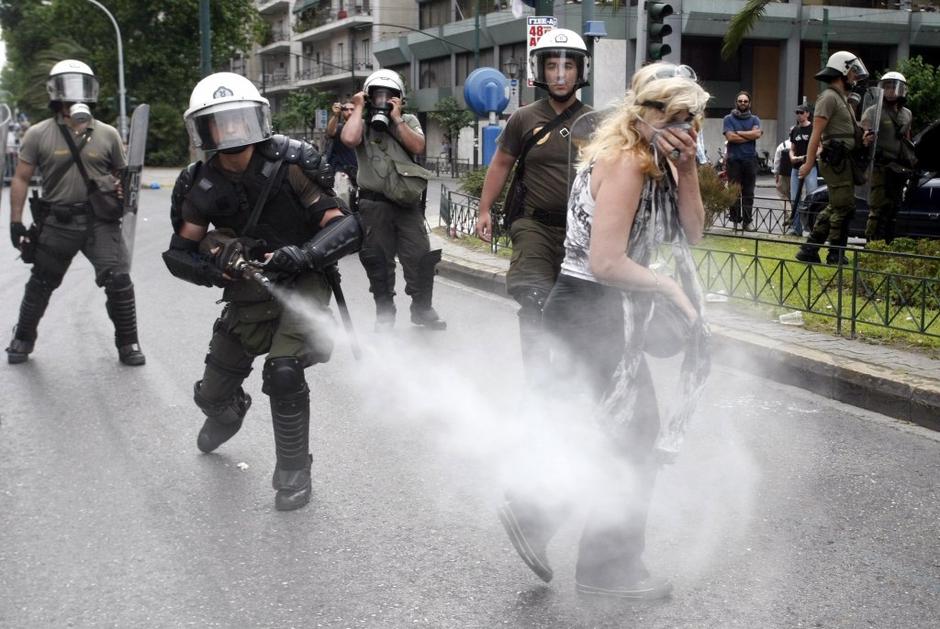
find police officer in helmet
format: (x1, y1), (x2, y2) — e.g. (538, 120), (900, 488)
(163, 72), (362, 511)
(341, 69), (446, 332)
(7, 59), (145, 366)
(796, 51), (870, 265)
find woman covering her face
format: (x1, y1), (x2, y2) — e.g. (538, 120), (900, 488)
(498, 63), (713, 600)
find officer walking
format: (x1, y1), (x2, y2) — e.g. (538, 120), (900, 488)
(340, 69), (445, 331)
(6, 59), (145, 366)
(796, 51), (870, 265)
(862, 71), (913, 244)
(162, 73), (361, 511)
(473, 28), (592, 383)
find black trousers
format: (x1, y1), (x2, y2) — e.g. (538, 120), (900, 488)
(727, 158), (758, 225)
(541, 274), (661, 586)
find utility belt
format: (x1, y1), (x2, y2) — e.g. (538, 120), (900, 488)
(359, 188), (420, 209)
(30, 197), (91, 224)
(530, 208), (567, 228)
(820, 140), (853, 169)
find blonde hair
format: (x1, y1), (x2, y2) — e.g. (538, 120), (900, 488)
(578, 63), (711, 178)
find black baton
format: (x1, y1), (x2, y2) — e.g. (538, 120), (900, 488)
(324, 265), (362, 361)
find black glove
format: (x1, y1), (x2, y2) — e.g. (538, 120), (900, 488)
(266, 245), (310, 275)
(213, 238), (248, 276)
(10, 222), (27, 249)
(316, 161), (335, 192)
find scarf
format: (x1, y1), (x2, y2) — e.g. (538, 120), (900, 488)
(596, 157), (711, 460)
(731, 108), (753, 120)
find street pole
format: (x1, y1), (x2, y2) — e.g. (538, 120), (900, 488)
(582, 0), (594, 106)
(83, 0), (127, 143)
(535, 0), (553, 101)
(200, 0), (211, 78)
(819, 8), (829, 94)
(473, 0), (480, 170)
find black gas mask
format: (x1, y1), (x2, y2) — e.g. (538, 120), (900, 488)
(367, 87), (398, 133)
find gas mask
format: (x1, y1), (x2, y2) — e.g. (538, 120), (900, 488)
(847, 82), (868, 119)
(68, 103), (92, 124)
(367, 88), (396, 133)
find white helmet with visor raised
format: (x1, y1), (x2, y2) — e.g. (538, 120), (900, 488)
(184, 72), (272, 151)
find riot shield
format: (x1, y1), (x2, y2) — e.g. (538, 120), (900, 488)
(121, 104), (150, 266)
(0, 103), (12, 183)
(858, 85), (884, 199)
(567, 108), (612, 193)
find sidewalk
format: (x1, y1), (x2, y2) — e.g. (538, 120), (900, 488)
(423, 179), (940, 433)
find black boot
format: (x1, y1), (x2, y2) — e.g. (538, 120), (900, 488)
(374, 296), (396, 332)
(409, 249), (446, 330)
(272, 454), (313, 511)
(194, 383), (252, 453)
(826, 233), (850, 266)
(268, 377), (312, 511)
(496, 493), (568, 583)
(105, 274), (145, 366)
(410, 301), (446, 330)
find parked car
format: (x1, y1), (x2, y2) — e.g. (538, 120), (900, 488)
(798, 119), (940, 239)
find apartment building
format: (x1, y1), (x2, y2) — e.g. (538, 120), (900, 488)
(237, 1), (940, 162)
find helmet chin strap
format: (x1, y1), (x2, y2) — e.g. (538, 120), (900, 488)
(548, 86), (577, 102)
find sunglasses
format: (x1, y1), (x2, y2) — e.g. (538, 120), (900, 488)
(737, 100), (750, 104)
(644, 64), (698, 85)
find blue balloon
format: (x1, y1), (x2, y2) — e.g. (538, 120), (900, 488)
(464, 68), (510, 117)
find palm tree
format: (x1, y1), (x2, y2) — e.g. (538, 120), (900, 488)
(721, 0), (774, 60)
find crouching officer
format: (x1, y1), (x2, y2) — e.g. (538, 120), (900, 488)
(862, 71), (913, 244)
(340, 69), (445, 331)
(162, 73), (362, 511)
(7, 59), (145, 365)
(796, 51), (870, 265)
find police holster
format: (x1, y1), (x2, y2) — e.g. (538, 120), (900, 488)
(21, 191), (48, 264)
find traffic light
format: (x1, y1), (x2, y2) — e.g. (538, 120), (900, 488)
(647, 2), (674, 62)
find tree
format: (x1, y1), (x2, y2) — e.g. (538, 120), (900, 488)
(272, 88), (332, 141)
(0, 0), (263, 165)
(721, 0), (771, 60)
(895, 57), (940, 136)
(428, 97), (476, 176)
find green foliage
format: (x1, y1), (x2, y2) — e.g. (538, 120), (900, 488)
(895, 56), (940, 136)
(698, 164), (741, 226)
(457, 166), (510, 206)
(0, 0), (263, 165)
(857, 238), (940, 310)
(146, 102), (188, 167)
(428, 97), (475, 144)
(721, 0), (771, 60)
(272, 89), (332, 136)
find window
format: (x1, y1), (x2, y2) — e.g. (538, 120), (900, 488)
(419, 0), (450, 29)
(419, 56), (452, 89)
(456, 49), (494, 85)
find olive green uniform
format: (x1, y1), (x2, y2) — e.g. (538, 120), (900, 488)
(862, 104), (912, 242)
(801, 87), (859, 263)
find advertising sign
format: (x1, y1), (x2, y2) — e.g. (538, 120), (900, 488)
(526, 16), (557, 87)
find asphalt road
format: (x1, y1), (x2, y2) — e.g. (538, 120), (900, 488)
(1, 186), (938, 628)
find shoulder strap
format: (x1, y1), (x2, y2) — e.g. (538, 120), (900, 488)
(517, 100), (584, 168)
(55, 124), (94, 187)
(243, 155), (286, 233)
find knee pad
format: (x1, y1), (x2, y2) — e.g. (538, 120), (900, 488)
(193, 381), (252, 423)
(514, 288), (549, 324)
(262, 357), (309, 399)
(28, 266), (66, 293)
(100, 271), (133, 292)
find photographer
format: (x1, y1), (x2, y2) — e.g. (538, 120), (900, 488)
(341, 69), (445, 331)
(796, 51), (870, 265)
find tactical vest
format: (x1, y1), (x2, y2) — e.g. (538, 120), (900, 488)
(186, 150), (313, 250)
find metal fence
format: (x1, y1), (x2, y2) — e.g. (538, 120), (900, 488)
(420, 157), (476, 178)
(438, 186), (940, 339)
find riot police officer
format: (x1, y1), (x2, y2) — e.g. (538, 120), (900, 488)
(162, 73), (362, 511)
(6, 59), (144, 365)
(796, 51), (870, 265)
(862, 71), (913, 243)
(340, 69), (446, 332)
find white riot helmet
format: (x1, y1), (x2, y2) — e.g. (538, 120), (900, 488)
(184, 72), (271, 151)
(814, 51), (869, 83)
(362, 69), (405, 132)
(528, 28), (591, 93)
(47, 59), (99, 104)
(363, 69), (405, 97)
(879, 71), (908, 100)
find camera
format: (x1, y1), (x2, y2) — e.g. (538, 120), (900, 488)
(367, 87), (398, 133)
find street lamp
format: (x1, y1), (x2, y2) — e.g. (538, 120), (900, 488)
(82, 0), (128, 143)
(502, 58), (520, 79)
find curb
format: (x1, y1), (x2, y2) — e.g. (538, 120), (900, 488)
(437, 250), (940, 432)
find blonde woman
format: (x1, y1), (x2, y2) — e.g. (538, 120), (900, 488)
(498, 63), (711, 600)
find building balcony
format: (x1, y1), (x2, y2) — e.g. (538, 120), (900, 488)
(259, 26), (292, 55)
(261, 71), (294, 94)
(257, 0), (290, 15)
(294, 6), (373, 44)
(294, 60), (374, 89)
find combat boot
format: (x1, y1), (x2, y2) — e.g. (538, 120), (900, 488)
(374, 296), (396, 332)
(195, 384), (252, 453)
(795, 246), (822, 264)
(272, 454), (312, 511)
(410, 302), (447, 330)
(118, 343), (146, 366)
(6, 336), (34, 364)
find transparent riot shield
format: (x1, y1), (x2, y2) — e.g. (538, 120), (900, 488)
(567, 107), (613, 193)
(858, 85), (884, 200)
(0, 103), (11, 184)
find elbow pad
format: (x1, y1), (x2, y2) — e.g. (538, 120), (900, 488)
(301, 213), (363, 271)
(162, 233), (227, 288)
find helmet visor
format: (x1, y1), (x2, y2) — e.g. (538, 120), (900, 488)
(880, 79), (907, 99)
(47, 73), (99, 103)
(186, 102), (272, 151)
(847, 57), (869, 81)
(532, 50), (585, 88)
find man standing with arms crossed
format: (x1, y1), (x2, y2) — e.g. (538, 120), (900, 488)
(474, 29), (591, 384)
(723, 91), (762, 230)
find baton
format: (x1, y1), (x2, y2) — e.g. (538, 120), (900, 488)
(324, 265), (362, 361)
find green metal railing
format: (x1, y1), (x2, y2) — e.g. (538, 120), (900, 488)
(438, 186), (940, 338)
